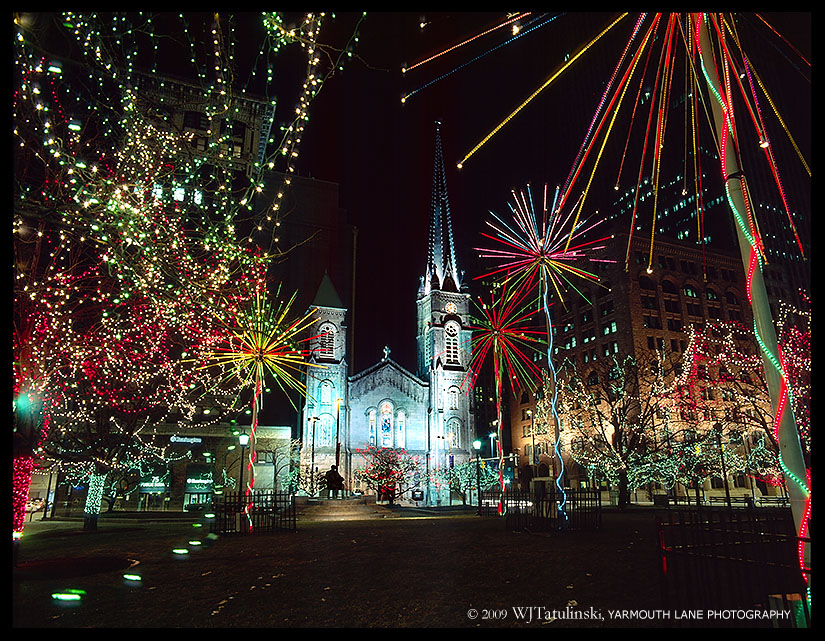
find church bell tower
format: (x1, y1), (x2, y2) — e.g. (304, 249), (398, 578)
(415, 121), (474, 489)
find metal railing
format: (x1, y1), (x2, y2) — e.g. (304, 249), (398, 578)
(657, 507), (809, 627)
(210, 491), (296, 534)
(480, 488), (602, 531)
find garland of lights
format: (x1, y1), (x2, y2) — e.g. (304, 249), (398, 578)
(695, 13), (809, 596)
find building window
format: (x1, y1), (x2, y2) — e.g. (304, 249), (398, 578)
(641, 294), (658, 310)
(444, 321), (460, 365)
(396, 410), (406, 449)
(448, 387), (459, 410)
(664, 299), (681, 313)
(320, 381), (333, 406)
(639, 276), (656, 291)
(183, 110), (209, 130)
(683, 285), (699, 298)
(662, 280), (679, 294)
(368, 409), (376, 447)
(446, 418), (461, 449)
(643, 315), (662, 329)
(318, 414), (334, 447)
(380, 402), (393, 447)
(318, 323), (336, 359)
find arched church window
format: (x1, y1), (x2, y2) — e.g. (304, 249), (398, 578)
(318, 323), (336, 359)
(380, 402), (393, 447)
(396, 410), (406, 449)
(320, 381), (333, 406)
(446, 418), (462, 449)
(448, 386), (459, 410)
(368, 409), (376, 447)
(317, 414), (334, 447)
(444, 321), (460, 365)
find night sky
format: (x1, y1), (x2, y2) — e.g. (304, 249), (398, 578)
(292, 12), (811, 374)
(57, 11), (808, 379)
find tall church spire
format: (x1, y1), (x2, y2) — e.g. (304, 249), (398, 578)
(424, 120), (460, 294)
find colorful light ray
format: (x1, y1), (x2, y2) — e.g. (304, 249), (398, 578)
(464, 276), (546, 515)
(403, 12), (531, 74)
(402, 13), (560, 104)
(456, 13), (628, 169)
(475, 183), (612, 523)
(201, 284), (323, 530)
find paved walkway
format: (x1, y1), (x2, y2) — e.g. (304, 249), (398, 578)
(13, 506), (667, 628)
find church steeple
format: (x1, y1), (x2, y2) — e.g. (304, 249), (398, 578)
(424, 120), (461, 295)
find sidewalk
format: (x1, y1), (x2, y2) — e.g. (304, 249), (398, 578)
(13, 506), (666, 628)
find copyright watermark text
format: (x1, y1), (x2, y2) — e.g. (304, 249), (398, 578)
(466, 606), (793, 624)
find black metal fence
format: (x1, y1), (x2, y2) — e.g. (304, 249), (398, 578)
(210, 491), (296, 534)
(657, 507), (809, 627)
(481, 488), (602, 531)
(659, 494), (791, 509)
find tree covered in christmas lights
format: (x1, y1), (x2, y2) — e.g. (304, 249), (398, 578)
(40, 295), (245, 529)
(661, 320), (788, 490)
(13, 11), (363, 533)
(354, 446), (423, 504)
(427, 460), (501, 505)
(557, 348), (688, 508)
(776, 295), (811, 460)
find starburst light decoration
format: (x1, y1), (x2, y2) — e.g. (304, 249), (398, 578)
(476, 183), (611, 523)
(202, 284), (324, 530)
(464, 276), (546, 515)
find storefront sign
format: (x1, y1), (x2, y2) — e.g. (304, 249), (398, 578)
(171, 435), (202, 444)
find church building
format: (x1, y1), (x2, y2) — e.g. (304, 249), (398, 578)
(300, 122), (475, 505)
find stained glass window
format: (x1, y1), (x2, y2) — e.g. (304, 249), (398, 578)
(446, 417), (461, 449)
(380, 402), (393, 447)
(448, 387), (459, 410)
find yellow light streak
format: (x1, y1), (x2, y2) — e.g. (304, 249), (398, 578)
(457, 13), (628, 169)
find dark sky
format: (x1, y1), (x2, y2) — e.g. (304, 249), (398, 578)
(293, 12), (811, 374)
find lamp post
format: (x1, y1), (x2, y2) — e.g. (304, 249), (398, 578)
(473, 439), (482, 515)
(335, 398), (343, 469)
(309, 417), (319, 496)
(447, 430), (453, 506)
(489, 429), (497, 460)
(714, 423), (732, 511)
(237, 430), (249, 503)
(527, 409), (536, 465)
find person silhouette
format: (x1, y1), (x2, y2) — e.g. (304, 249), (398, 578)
(325, 465), (344, 499)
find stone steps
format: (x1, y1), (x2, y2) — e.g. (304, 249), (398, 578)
(295, 497), (398, 521)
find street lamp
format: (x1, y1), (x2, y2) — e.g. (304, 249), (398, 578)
(527, 409), (536, 465)
(473, 439), (482, 515)
(713, 422), (732, 511)
(309, 416), (319, 496)
(335, 398), (343, 469)
(489, 429), (497, 460)
(237, 430), (249, 501)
